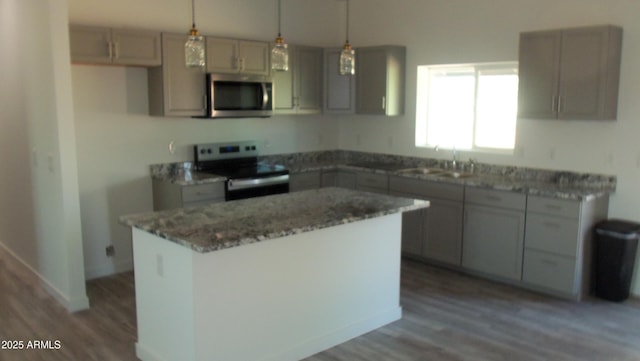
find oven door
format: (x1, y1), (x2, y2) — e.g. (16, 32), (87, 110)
(226, 174), (289, 201)
(207, 73), (273, 118)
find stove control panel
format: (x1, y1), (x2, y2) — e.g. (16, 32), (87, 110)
(194, 141), (259, 162)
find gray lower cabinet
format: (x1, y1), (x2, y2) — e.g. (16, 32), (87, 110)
(522, 195), (608, 299)
(462, 188), (527, 281)
(389, 176), (464, 266)
(152, 179), (224, 211)
(321, 170), (357, 189)
(70, 25), (161, 66)
(148, 33), (207, 117)
(289, 172), (321, 192)
(273, 45), (323, 115)
(355, 172), (389, 193)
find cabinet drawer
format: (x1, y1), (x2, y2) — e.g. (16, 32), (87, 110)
(290, 172), (321, 191)
(527, 196), (580, 218)
(356, 172), (388, 192)
(389, 176), (464, 201)
(465, 188), (526, 211)
(525, 213), (579, 256)
(182, 183), (225, 203)
(523, 249), (577, 295)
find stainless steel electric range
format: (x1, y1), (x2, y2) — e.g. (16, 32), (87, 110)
(193, 141), (289, 201)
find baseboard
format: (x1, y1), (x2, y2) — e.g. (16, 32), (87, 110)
(84, 258), (134, 280)
(0, 241), (89, 312)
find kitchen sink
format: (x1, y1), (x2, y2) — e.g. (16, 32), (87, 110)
(436, 171), (475, 179)
(397, 167), (445, 175)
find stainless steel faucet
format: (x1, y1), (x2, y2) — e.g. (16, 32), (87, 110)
(451, 146), (457, 169)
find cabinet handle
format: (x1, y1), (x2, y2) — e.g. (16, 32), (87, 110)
(540, 258), (558, 267)
(114, 41), (120, 59)
(551, 95), (557, 112)
(543, 222), (561, 229)
(381, 96), (386, 110)
(108, 41), (114, 60)
(558, 95), (563, 113)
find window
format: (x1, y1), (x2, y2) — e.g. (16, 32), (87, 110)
(415, 62), (518, 152)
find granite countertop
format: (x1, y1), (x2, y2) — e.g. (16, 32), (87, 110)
(120, 187), (429, 253)
(149, 152), (616, 201)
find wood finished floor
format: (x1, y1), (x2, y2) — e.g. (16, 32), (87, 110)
(1, 249), (640, 361)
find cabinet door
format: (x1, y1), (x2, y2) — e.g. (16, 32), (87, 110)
(402, 209), (426, 256)
(356, 48), (388, 115)
(69, 25), (112, 64)
(324, 48), (355, 114)
(273, 45), (296, 114)
(462, 205), (525, 281)
(517, 30), (561, 119)
(289, 172), (321, 192)
(424, 199), (463, 266)
(558, 26), (622, 120)
(238, 41), (270, 75)
(148, 33), (206, 117)
(112, 29), (161, 66)
(295, 46), (323, 114)
(206, 37), (238, 73)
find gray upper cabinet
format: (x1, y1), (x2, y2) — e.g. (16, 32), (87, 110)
(70, 25), (161, 66)
(273, 45), (323, 115)
(324, 48), (355, 114)
(148, 33), (206, 117)
(206, 37), (270, 76)
(518, 25), (622, 120)
(355, 46), (406, 116)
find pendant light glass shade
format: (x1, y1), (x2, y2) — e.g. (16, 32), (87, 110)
(339, 0), (355, 75)
(185, 0), (205, 68)
(271, 0), (289, 71)
(340, 42), (355, 75)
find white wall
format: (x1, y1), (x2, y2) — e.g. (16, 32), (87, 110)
(339, 0), (640, 294)
(0, 0), (88, 311)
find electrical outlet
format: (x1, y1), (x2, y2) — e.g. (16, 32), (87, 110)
(105, 245), (115, 257)
(156, 254), (164, 277)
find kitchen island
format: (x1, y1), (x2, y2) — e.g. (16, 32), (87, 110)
(120, 187), (429, 361)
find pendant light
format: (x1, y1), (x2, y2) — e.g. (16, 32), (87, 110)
(339, 0), (355, 76)
(271, 0), (289, 71)
(185, 0), (205, 68)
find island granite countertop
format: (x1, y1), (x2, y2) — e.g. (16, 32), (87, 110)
(120, 187), (429, 253)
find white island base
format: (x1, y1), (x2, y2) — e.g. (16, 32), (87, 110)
(133, 213), (403, 361)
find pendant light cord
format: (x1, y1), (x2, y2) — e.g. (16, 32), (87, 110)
(277, 0), (282, 37)
(191, 0), (196, 29)
(345, 0), (350, 43)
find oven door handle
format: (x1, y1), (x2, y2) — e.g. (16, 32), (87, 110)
(261, 83), (269, 109)
(227, 175), (289, 191)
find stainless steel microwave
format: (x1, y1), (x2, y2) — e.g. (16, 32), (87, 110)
(206, 73), (273, 118)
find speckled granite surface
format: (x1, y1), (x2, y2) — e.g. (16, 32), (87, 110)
(121, 187), (429, 253)
(149, 150), (616, 201)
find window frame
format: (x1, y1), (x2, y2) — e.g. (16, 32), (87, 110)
(415, 61), (519, 154)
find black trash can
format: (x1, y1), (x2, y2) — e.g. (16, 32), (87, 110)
(593, 219), (640, 302)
